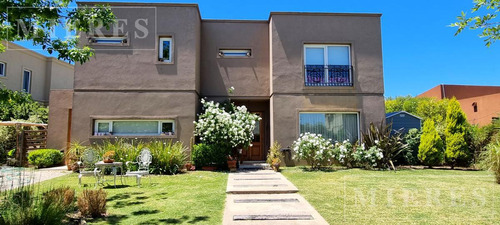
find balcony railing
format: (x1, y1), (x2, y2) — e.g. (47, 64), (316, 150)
(305, 65), (353, 87)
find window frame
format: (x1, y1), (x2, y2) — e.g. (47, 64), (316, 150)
(88, 36), (129, 46)
(93, 119), (176, 137)
(0, 62), (5, 77)
(158, 37), (173, 63)
(22, 69), (32, 93)
(218, 49), (252, 58)
(298, 111), (360, 142)
(303, 44), (352, 87)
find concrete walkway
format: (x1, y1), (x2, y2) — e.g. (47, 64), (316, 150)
(1, 166), (70, 191)
(223, 168), (328, 225)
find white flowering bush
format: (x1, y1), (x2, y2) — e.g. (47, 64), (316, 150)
(333, 140), (384, 169)
(292, 133), (335, 169)
(194, 99), (261, 148)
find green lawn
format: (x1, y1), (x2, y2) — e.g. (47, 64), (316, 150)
(281, 167), (500, 225)
(38, 171), (228, 225)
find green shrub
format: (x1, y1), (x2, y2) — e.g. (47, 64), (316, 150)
(192, 143), (228, 169)
(27, 149), (63, 168)
(146, 141), (188, 174)
(266, 141), (283, 166)
(399, 128), (422, 165)
(77, 189), (107, 218)
(0, 185), (75, 225)
(362, 122), (406, 169)
(292, 133), (335, 169)
(418, 120), (444, 167)
(444, 98), (472, 167)
(479, 141), (500, 184)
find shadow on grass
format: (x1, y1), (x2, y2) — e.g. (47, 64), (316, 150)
(137, 215), (210, 224)
(103, 185), (131, 189)
(299, 166), (348, 173)
(89, 214), (128, 225)
(132, 209), (159, 216)
(114, 200), (145, 208)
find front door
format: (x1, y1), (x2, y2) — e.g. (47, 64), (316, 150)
(241, 112), (263, 161)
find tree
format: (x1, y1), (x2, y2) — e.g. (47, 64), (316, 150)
(0, 0), (115, 64)
(451, 0), (500, 47)
(418, 120), (444, 167)
(444, 98), (471, 168)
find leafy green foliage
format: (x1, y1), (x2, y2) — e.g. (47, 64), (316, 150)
(191, 143), (228, 169)
(362, 122), (406, 169)
(0, 185), (75, 225)
(444, 98), (472, 167)
(399, 128), (422, 165)
(27, 149), (64, 168)
(451, 0), (500, 47)
(385, 96), (449, 129)
(0, 1), (115, 63)
(418, 120), (444, 166)
(479, 141), (500, 183)
(0, 86), (48, 122)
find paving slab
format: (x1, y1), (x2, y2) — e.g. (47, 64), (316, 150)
(223, 193), (328, 225)
(226, 170), (298, 194)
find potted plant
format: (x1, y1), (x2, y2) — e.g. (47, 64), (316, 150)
(267, 141), (283, 172)
(227, 155), (237, 172)
(272, 158), (281, 172)
(66, 141), (86, 171)
(103, 151), (115, 163)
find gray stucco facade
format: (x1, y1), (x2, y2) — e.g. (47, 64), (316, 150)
(48, 2), (385, 160)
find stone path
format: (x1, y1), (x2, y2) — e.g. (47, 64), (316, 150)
(223, 167), (328, 225)
(1, 166), (70, 191)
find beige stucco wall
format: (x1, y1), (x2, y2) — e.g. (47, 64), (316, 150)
(200, 21), (270, 97)
(47, 90), (73, 150)
(0, 41), (73, 103)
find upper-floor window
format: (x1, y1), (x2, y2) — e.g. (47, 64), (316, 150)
(159, 37), (173, 63)
(89, 36), (128, 45)
(0, 62), (5, 77)
(22, 69), (32, 93)
(218, 49), (251, 58)
(94, 120), (175, 136)
(304, 45), (352, 87)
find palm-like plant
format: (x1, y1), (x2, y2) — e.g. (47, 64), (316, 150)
(362, 122), (407, 170)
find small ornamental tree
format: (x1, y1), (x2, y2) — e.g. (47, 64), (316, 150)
(444, 98), (471, 168)
(418, 120), (444, 167)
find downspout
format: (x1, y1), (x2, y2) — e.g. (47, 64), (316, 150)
(441, 84), (446, 99)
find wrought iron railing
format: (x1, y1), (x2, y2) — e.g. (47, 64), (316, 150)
(305, 65), (353, 86)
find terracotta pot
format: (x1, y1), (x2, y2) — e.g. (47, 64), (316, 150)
(272, 163), (280, 172)
(202, 166), (217, 171)
(227, 160), (237, 168)
(103, 159), (114, 163)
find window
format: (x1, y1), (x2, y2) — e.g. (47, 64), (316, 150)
(94, 120), (175, 136)
(159, 37), (173, 62)
(0, 62), (5, 77)
(22, 69), (32, 93)
(304, 45), (352, 86)
(472, 102), (478, 112)
(299, 112), (359, 142)
(89, 36), (128, 45)
(218, 49), (251, 57)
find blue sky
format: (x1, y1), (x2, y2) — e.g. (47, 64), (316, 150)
(14, 0), (500, 97)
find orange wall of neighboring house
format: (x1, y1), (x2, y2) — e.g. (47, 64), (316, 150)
(418, 85), (500, 126)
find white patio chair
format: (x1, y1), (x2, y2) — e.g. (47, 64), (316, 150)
(125, 148), (152, 187)
(77, 149), (101, 187)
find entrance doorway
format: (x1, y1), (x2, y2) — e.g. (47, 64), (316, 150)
(241, 112), (263, 161)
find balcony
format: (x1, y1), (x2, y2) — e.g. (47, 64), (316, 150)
(305, 65), (353, 87)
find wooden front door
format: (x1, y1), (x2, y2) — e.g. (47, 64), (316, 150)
(241, 112), (263, 161)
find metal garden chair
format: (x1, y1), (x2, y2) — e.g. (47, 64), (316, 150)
(125, 148), (152, 187)
(77, 149), (101, 187)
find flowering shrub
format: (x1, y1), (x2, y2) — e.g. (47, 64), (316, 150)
(333, 140), (356, 168)
(333, 140), (384, 169)
(292, 133), (335, 169)
(194, 99), (261, 148)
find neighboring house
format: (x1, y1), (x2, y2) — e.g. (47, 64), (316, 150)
(386, 111), (421, 135)
(418, 84), (500, 126)
(0, 41), (74, 103)
(47, 2), (385, 159)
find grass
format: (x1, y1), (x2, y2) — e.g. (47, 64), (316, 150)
(37, 171), (228, 225)
(281, 167), (500, 224)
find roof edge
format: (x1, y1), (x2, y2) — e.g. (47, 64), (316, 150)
(202, 19), (268, 24)
(269, 12), (382, 20)
(76, 1), (199, 7)
(386, 111), (422, 120)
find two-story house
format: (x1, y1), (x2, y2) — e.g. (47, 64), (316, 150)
(47, 2), (385, 161)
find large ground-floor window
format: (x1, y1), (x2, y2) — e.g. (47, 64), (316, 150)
(299, 112), (359, 142)
(94, 120), (175, 136)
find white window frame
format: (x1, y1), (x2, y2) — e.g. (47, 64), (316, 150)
(298, 112), (360, 142)
(93, 120), (176, 136)
(0, 62), (5, 77)
(159, 37), (173, 63)
(218, 49), (251, 58)
(89, 36), (128, 45)
(22, 69), (32, 93)
(303, 44), (352, 84)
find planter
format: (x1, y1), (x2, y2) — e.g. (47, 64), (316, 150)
(103, 159), (114, 163)
(202, 166), (217, 171)
(272, 163), (280, 172)
(227, 160), (237, 172)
